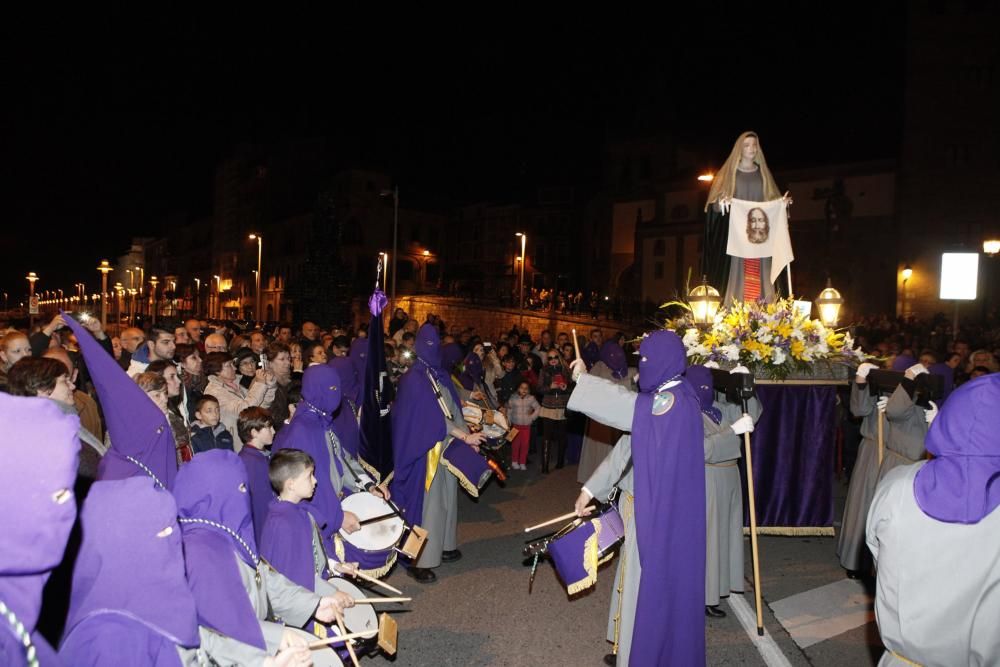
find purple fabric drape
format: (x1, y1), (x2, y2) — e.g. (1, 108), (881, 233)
(744, 385), (837, 528)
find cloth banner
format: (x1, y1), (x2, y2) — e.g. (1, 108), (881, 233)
(726, 197), (794, 285)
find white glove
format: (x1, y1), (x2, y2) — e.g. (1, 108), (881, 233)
(569, 358), (587, 382)
(924, 400), (938, 425)
(855, 362), (879, 380)
(703, 361), (720, 369)
(905, 363), (928, 380)
(730, 414), (755, 435)
(877, 396), (888, 413)
(729, 365), (750, 375)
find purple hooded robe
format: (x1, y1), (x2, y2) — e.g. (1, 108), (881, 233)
(0, 395), (79, 667)
(629, 331), (706, 666)
(238, 445), (273, 545)
(328, 356), (362, 458)
(600, 340), (629, 381)
(259, 498), (330, 592)
(59, 477), (198, 666)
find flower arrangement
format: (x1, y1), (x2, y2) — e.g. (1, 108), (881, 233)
(666, 297), (870, 380)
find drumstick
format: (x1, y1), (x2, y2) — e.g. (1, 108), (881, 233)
(524, 511), (581, 533)
(335, 611), (361, 667)
(572, 328), (581, 361)
(353, 569), (403, 595)
(308, 630), (378, 649)
(351, 596), (411, 604)
(358, 511), (398, 527)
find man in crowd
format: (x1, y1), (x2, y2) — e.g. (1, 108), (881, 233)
(127, 324), (176, 377)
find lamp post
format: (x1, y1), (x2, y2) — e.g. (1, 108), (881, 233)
(380, 187), (399, 313)
(900, 265), (913, 318)
(689, 275), (722, 326)
(114, 283), (124, 324)
(816, 278), (844, 327)
(515, 232), (527, 328)
(26, 272), (38, 328)
(97, 260), (112, 326)
(248, 234), (262, 322)
(194, 278), (201, 318)
(150, 276), (159, 324)
(213, 275), (221, 320)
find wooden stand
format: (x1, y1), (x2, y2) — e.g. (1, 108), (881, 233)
(396, 525), (428, 560)
(742, 415), (765, 636)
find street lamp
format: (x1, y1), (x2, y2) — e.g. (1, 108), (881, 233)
(689, 276), (722, 326)
(816, 278), (844, 326)
(248, 234), (263, 322)
(213, 275), (221, 319)
(150, 276), (159, 324)
(900, 265), (913, 317)
(26, 272), (38, 328)
(194, 278), (201, 317)
(97, 260), (113, 326)
(984, 239), (1000, 257)
(515, 232), (527, 327)
(380, 187), (399, 313)
(114, 282), (124, 324)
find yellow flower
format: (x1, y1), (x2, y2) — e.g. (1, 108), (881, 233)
(827, 332), (844, 349)
(790, 339), (806, 360)
(775, 322), (793, 338)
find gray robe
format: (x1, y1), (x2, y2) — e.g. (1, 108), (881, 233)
(326, 430), (374, 497)
(416, 386), (466, 569)
(878, 384), (927, 482)
(577, 361), (634, 483)
(570, 374), (639, 665)
(837, 381), (880, 571)
(704, 396), (761, 606)
(199, 552), (341, 667)
(867, 463), (1000, 666)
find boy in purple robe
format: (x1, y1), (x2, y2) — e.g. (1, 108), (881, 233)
(59, 477), (202, 666)
(173, 449), (351, 666)
(237, 406), (277, 544)
(0, 394), (79, 667)
(569, 330), (706, 666)
(390, 324), (486, 583)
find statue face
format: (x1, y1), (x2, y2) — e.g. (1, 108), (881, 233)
(746, 208), (770, 244)
(741, 136), (758, 162)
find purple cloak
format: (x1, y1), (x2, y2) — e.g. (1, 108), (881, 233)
(238, 445), (274, 545)
(914, 373), (1000, 524)
(890, 354), (917, 372)
(0, 394), (79, 667)
(60, 477), (198, 666)
(440, 342), (464, 379)
(349, 337), (368, 400)
(328, 356), (362, 458)
(390, 324), (453, 530)
(928, 362), (954, 402)
(272, 365), (345, 552)
(686, 364), (722, 424)
(259, 498), (330, 591)
(582, 340), (601, 370)
(630, 331), (706, 666)
(173, 450), (266, 649)
(458, 352), (484, 391)
(600, 341), (629, 380)
(61, 310), (178, 490)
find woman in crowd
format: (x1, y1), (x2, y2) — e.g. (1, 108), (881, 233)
(203, 352), (276, 451)
(538, 348), (572, 472)
(234, 348), (260, 390)
(175, 343), (206, 422)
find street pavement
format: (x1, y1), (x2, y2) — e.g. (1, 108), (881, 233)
(355, 461), (883, 666)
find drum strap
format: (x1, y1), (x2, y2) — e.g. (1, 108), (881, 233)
(608, 457), (633, 504)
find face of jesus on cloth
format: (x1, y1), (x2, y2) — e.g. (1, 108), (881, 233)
(746, 207), (770, 244)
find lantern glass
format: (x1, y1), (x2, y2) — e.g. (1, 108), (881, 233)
(689, 280), (721, 325)
(815, 282), (843, 327)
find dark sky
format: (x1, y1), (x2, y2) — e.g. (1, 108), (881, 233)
(0, 6), (906, 298)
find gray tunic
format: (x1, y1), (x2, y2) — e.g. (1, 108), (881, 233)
(867, 463), (1000, 666)
(326, 430), (374, 497)
(704, 396), (762, 606)
(570, 373), (640, 665)
(723, 167), (778, 305)
(199, 552), (341, 667)
(878, 384), (927, 482)
(837, 381), (880, 571)
(416, 385), (466, 569)
(577, 361), (634, 483)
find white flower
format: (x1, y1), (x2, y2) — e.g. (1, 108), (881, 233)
(683, 328), (701, 347)
(720, 344), (741, 361)
(756, 329), (773, 344)
(771, 347), (786, 365)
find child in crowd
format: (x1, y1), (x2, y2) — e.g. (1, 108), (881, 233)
(506, 380), (541, 470)
(189, 395), (234, 453)
(238, 406), (276, 543)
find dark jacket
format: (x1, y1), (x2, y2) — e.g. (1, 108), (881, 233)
(190, 422), (235, 454)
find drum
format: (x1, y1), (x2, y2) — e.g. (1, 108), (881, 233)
(546, 506), (624, 595)
(335, 493), (404, 578)
(322, 577), (379, 661)
(462, 404), (483, 425)
(440, 439), (492, 497)
(480, 410), (510, 451)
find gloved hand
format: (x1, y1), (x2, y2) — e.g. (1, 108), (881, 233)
(877, 396), (888, 413)
(569, 358), (587, 382)
(925, 400), (938, 425)
(730, 414), (755, 435)
(703, 361), (720, 369)
(855, 362), (879, 381)
(905, 363), (929, 380)
(729, 365), (750, 375)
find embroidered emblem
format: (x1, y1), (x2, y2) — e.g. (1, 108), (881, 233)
(652, 391), (674, 415)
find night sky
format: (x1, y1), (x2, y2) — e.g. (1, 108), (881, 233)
(0, 6), (906, 298)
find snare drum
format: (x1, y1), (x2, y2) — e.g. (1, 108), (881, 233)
(440, 439), (492, 497)
(480, 410), (510, 451)
(546, 506), (625, 595)
(320, 577), (379, 661)
(335, 493), (404, 578)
